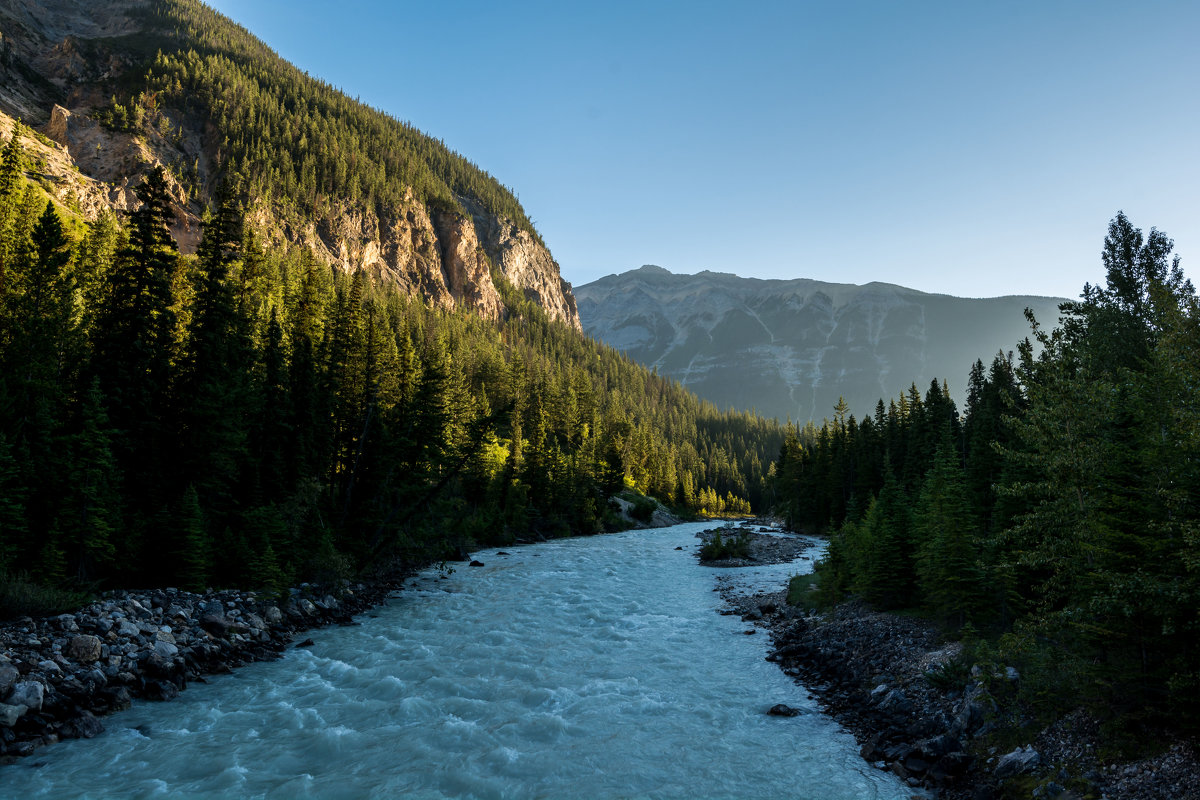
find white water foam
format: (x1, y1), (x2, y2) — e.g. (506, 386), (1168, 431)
(0, 523), (909, 800)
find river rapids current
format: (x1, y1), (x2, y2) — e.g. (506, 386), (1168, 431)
(0, 522), (909, 799)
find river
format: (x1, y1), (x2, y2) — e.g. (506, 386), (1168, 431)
(0, 522), (909, 799)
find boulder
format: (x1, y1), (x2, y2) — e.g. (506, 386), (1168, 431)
(916, 733), (962, 761)
(0, 662), (19, 697)
(766, 703), (802, 717)
(153, 640), (178, 659)
(8, 681), (44, 711)
(199, 612), (230, 635)
(0, 703), (27, 727)
(66, 634), (104, 663)
(875, 688), (913, 716)
(995, 746), (1042, 779)
(144, 680), (179, 702)
(115, 620), (140, 638)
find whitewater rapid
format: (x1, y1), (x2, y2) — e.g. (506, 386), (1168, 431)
(0, 522), (908, 799)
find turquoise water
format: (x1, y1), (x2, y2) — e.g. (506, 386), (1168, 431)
(0, 523), (908, 799)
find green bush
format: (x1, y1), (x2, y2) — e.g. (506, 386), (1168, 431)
(629, 495), (657, 522)
(699, 530), (752, 561)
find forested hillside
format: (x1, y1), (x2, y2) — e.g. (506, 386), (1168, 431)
(0, 131), (779, 612)
(773, 213), (1200, 734)
(0, 0), (579, 328)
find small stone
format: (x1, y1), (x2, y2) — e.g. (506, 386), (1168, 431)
(469, 560), (485, 567)
(295, 638), (315, 648)
(153, 641), (178, 659)
(767, 703), (802, 717)
(116, 620), (139, 638)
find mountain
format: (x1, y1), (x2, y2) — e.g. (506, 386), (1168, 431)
(576, 265), (1067, 421)
(0, 0), (579, 328)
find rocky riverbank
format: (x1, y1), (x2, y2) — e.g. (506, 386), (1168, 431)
(715, 548), (1200, 800)
(0, 579), (401, 762)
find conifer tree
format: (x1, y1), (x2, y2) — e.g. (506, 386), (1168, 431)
(914, 435), (981, 626)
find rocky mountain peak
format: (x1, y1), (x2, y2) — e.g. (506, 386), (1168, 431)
(576, 265), (1066, 422)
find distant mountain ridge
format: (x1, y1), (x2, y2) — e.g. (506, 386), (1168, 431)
(576, 265), (1067, 421)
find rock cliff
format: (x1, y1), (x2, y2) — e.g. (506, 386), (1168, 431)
(576, 266), (1066, 421)
(0, 0), (581, 329)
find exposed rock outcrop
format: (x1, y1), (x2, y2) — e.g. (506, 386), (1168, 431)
(0, 0), (581, 329)
(465, 197), (580, 329)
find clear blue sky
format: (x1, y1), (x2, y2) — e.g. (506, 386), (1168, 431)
(204, 0), (1200, 300)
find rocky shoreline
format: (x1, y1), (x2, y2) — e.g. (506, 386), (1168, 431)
(0, 578), (404, 762)
(0, 503), (685, 765)
(712, 528), (1200, 800)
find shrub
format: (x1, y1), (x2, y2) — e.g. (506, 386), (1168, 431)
(699, 530), (752, 561)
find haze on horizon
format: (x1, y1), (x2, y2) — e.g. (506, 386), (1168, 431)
(204, 0), (1200, 301)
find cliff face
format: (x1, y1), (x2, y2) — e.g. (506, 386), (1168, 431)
(0, 0), (581, 329)
(576, 266), (1067, 422)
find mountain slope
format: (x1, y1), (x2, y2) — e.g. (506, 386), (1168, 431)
(576, 265), (1066, 421)
(0, 0), (579, 328)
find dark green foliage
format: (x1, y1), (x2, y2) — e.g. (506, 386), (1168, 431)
(0, 132), (775, 616)
(772, 211), (1200, 735)
(699, 530), (752, 561)
(99, 0), (543, 247)
(914, 435), (984, 626)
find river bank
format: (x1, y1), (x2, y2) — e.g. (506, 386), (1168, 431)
(0, 577), (409, 762)
(0, 495), (685, 764)
(0, 521), (909, 800)
(705, 527), (1200, 800)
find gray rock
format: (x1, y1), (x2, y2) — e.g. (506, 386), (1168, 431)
(875, 688), (913, 716)
(38, 659), (64, 676)
(0, 661), (20, 697)
(66, 634), (104, 663)
(0, 702), (27, 726)
(199, 611), (230, 635)
(298, 599), (317, 616)
(153, 640), (178, 659)
(9, 681), (45, 711)
(767, 703), (803, 717)
(995, 746), (1042, 779)
(116, 620), (139, 638)
(264, 606), (283, 624)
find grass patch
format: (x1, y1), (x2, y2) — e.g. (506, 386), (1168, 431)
(0, 572), (91, 620)
(785, 573), (821, 609)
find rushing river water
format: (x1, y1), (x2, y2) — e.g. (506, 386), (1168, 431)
(0, 522), (909, 800)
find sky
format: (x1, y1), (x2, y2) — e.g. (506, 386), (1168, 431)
(203, 0), (1200, 300)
